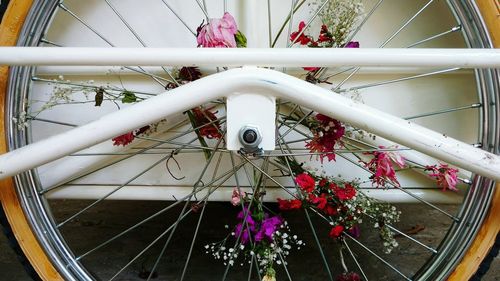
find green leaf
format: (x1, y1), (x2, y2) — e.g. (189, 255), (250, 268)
(94, 88), (104, 106)
(121, 91), (137, 103)
(235, 30), (247, 48)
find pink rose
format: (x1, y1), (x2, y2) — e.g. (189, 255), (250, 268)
(231, 187), (242, 206)
(197, 12), (238, 48)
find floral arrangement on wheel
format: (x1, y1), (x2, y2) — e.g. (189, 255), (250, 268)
(21, 1), (461, 280)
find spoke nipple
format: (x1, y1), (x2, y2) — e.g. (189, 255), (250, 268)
(460, 178), (472, 185)
(472, 142), (482, 148)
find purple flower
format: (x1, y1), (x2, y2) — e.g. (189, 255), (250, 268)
(255, 216), (283, 242)
(348, 225), (361, 238)
(197, 12), (238, 48)
(345, 41), (359, 48)
(235, 207), (255, 244)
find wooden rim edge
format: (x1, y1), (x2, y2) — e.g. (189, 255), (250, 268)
(448, 2), (500, 280)
(0, 1), (496, 281)
(0, 1), (64, 280)
(475, 0), (500, 48)
(447, 184), (500, 281)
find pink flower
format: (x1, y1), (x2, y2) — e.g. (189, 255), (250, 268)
(364, 147), (406, 187)
(295, 173), (316, 193)
(197, 12), (238, 48)
(425, 164), (459, 191)
(231, 187), (243, 206)
(112, 132), (135, 146)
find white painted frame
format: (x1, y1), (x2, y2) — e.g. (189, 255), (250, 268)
(0, 66), (499, 181)
(0, 47), (498, 67)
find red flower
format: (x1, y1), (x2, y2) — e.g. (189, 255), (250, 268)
(336, 272), (361, 281)
(334, 183), (357, 201)
(290, 21), (312, 45)
(425, 163), (459, 191)
(306, 114), (345, 162)
(192, 107), (222, 139)
(310, 193), (328, 210)
(295, 173), (316, 193)
(318, 25), (333, 43)
(112, 132), (135, 146)
(277, 198), (302, 210)
(319, 178), (328, 187)
(323, 204), (337, 216)
(303, 66), (320, 72)
(329, 225), (344, 238)
(111, 125), (150, 147)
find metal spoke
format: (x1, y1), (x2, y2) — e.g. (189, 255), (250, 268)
(333, 0), (436, 90)
(279, 111), (314, 141)
(271, 0), (306, 47)
(39, 115), (224, 194)
(30, 117), (77, 127)
(336, 147), (459, 221)
(107, 157), (238, 281)
(56, 146), (186, 228)
(40, 38), (62, 47)
(337, 68), (460, 92)
(344, 233), (412, 281)
(342, 239), (369, 281)
(57, 2), (168, 87)
(222, 162), (262, 281)
(160, 0), (197, 36)
(178, 152), (224, 281)
(75, 161), (245, 261)
(407, 25), (461, 48)
(227, 152), (264, 280)
(221, 156), (271, 281)
(317, 0), (385, 79)
(363, 213), (437, 253)
(108, 209), (193, 280)
(286, 0), (298, 48)
(143, 133), (225, 280)
(404, 103), (481, 120)
(275, 132), (335, 281)
(287, 0), (332, 47)
(104, 0), (147, 46)
(104, 0), (179, 84)
(137, 137), (229, 153)
(31, 76), (157, 96)
(267, 0), (273, 47)
(195, 0), (210, 21)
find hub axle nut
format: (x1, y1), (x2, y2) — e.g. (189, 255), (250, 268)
(239, 125), (262, 150)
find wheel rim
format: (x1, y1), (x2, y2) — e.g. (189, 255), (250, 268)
(4, 0), (499, 280)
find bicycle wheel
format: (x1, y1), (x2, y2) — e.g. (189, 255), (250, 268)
(1, 0), (498, 280)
